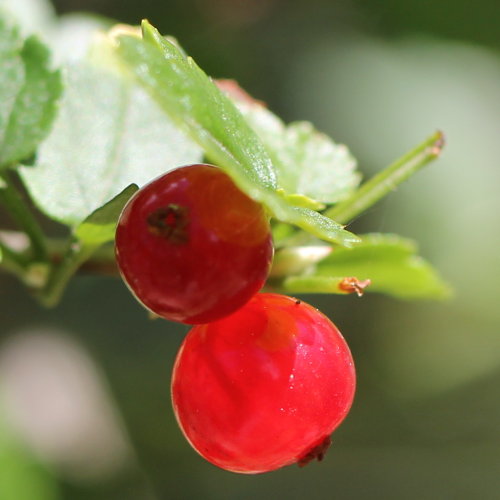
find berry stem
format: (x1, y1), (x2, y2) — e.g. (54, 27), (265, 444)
(326, 130), (445, 225)
(38, 240), (97, 307)
(0, 171), (49, 262)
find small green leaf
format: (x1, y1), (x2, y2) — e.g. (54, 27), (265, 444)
(20, 62), (203, 226)
(75, 183), (138, 245)
(285, 234), (452, 300)
(112, 20), (360, 247)
(234, 101), (361, 204)
(0, 14), (62, 168)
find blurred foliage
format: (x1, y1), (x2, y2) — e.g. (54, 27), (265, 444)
(0, 404), (59, 500)
(0, 0), (500, 499)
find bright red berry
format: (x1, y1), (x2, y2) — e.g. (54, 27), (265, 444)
(171, 293), (356, 473)
(115, 164), (273, 324)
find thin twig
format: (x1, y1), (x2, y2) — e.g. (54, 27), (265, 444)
(326, 131), (445, 225)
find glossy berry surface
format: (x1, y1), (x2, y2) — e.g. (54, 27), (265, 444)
(171, 293), (356, 473)
(115, 164), (273, 324)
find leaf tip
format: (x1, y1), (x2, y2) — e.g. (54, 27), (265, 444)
(140, 18), (154, 34)
(430, 130), (446, 157)
(342, 232), (363, 248)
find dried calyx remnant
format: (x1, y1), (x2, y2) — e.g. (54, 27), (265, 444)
(297, 435), (332, 467)
(147, 204), (189, 244)
(339, 277), (371, 297)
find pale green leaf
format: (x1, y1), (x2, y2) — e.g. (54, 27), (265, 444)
(234, 101), (361, 204)
(49, 13), (113, 65)
(20, 62), (203, 226)
(0, 14), (62, 168)
(0, 0), (56, 38)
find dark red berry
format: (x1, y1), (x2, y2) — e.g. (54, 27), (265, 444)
(171, 293), (356, 473)
(115, 164), (273, 324)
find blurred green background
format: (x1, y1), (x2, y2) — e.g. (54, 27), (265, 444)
(1, 0), (500, 498)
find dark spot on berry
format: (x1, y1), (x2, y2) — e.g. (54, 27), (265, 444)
(295, 299), (301, 305)
(147, 204), (189, 244)
(297, 435), (331, 467)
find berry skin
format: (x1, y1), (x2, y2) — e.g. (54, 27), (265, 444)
(115, 164), (273, 324)
(171, 293), (356, 474)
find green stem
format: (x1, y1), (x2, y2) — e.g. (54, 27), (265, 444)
(39, 240), (97, 307)
(0, 231), (118, 274)
(0, 240), (28, 279)
(326, 131), (445, 225)
(0, 171), (48, 261)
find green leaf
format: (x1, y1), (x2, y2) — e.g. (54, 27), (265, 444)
(0, 0), (56, 38)
(75, 183), (138, 245)
(2, 0), (113, 65)
(20, 62), (203, 226)
(50, 13), (113, 64)
(284, 234), (452, 300)
(233, 100), (361, 204)
(112, 21), (360, 247)
(285, 206), (360, 247)
(115, 22), (277, 194)
(0, 14), (62, 168)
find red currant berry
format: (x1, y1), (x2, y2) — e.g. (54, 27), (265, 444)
(115, 164), (273, 324)
(171, 293), (356, 473)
